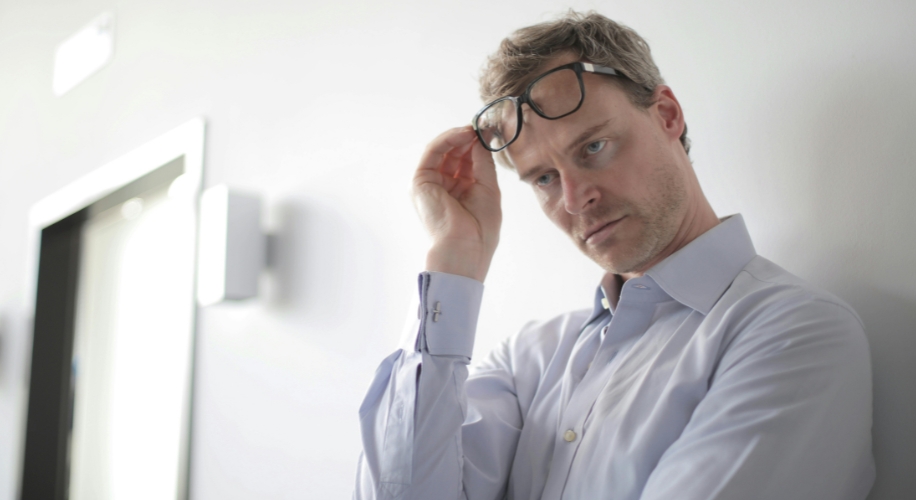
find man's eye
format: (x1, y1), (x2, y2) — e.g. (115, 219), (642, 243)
(585, 140), (606, 155)
(535, 173), (555, 186)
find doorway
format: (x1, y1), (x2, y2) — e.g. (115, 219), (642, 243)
(20, 119), (204, 500)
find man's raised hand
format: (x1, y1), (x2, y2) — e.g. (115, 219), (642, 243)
(412, 126), (502, 283)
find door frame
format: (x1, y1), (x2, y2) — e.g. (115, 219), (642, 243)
(19, 118), (205, 500)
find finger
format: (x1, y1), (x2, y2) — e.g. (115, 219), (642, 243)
(469, 140), (498, 190)
(417, 126), (477, 174)
(444, 149), (476, 197)
(455, 147), (473, 180)
(440, 140), (475, 179)
(442, 142), (490, 199)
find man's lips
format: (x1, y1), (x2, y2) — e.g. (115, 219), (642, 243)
(583, 217), (625, 244)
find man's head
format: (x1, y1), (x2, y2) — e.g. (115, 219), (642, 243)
(479, 11), (690, 155)
(477, 11), (716, 278)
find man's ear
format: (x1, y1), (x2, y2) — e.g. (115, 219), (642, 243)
(653, 85), (685, 144)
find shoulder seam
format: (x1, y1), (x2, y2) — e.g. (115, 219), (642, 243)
(739, 268), (864, 330)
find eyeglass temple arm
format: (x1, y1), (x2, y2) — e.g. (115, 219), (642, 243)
(581, 63), (619, 76)
(582, 63), (654, 91)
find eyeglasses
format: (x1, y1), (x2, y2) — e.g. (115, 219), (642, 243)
(472, 62), (622, 152)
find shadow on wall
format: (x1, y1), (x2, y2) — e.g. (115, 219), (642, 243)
(799, 64), (916, 500)
(260, 193), (385, 345)
(0, 304), (27, 388)
(0, 301), (31, 500)
(848, 288), (916, 500)
(0, 312), (5, 384)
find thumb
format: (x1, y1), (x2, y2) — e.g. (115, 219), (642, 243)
(470, 141), (499, 192)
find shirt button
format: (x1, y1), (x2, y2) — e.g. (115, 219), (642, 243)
(563, 430), (577, 442)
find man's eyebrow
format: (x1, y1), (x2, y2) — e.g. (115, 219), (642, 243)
(566, 119), (614, 155)
(517, 164), (542, 183)
(517, 153), (549, 182)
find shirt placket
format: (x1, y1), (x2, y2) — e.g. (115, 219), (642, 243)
(540, 277), (665, 500)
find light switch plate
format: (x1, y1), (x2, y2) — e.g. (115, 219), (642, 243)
(197, 186), (265, 306)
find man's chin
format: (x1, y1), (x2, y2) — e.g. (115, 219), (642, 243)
(586, 246), (654, 276)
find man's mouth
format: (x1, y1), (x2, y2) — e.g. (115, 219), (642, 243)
(583, 217), (625, 245)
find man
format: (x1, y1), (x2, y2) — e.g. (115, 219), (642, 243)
(355, 11), (874, 500)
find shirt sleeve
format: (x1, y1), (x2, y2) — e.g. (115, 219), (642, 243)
(639, 297), (875, 500)
(354, 272), (523, 500)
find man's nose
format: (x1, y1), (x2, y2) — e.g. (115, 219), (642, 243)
(562, 169), (600, 214)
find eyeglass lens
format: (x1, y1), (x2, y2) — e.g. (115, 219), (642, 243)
(476, 67), (584, 151)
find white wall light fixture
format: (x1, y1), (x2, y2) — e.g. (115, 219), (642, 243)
(196, 185), (266, 306)
(53, 12), (115, 97)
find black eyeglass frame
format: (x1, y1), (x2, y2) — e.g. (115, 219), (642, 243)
(472, 62), (622, 152)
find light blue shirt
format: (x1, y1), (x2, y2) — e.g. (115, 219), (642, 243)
(355, 215), (875, 500)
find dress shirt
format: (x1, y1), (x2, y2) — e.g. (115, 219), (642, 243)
(354, 214), (875, 500)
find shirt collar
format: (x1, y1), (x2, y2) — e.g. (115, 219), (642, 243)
(646, 214), (757, 314)
(584, 214), (757, 323)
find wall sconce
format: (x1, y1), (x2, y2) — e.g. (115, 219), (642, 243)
(196, 185), (266, 306)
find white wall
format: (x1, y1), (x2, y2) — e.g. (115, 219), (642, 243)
(1, 0), (913, 498)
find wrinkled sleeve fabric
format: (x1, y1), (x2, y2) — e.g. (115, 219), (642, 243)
(354, 272), (523, 500)
(640, 296), (875, 500)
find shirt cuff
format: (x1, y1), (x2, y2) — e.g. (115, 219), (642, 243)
(413, 271), (484, 358)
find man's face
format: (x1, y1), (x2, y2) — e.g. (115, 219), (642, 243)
(505, 56), (690, 276)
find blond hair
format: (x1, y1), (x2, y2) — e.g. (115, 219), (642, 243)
(479, 10), (690, 154)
